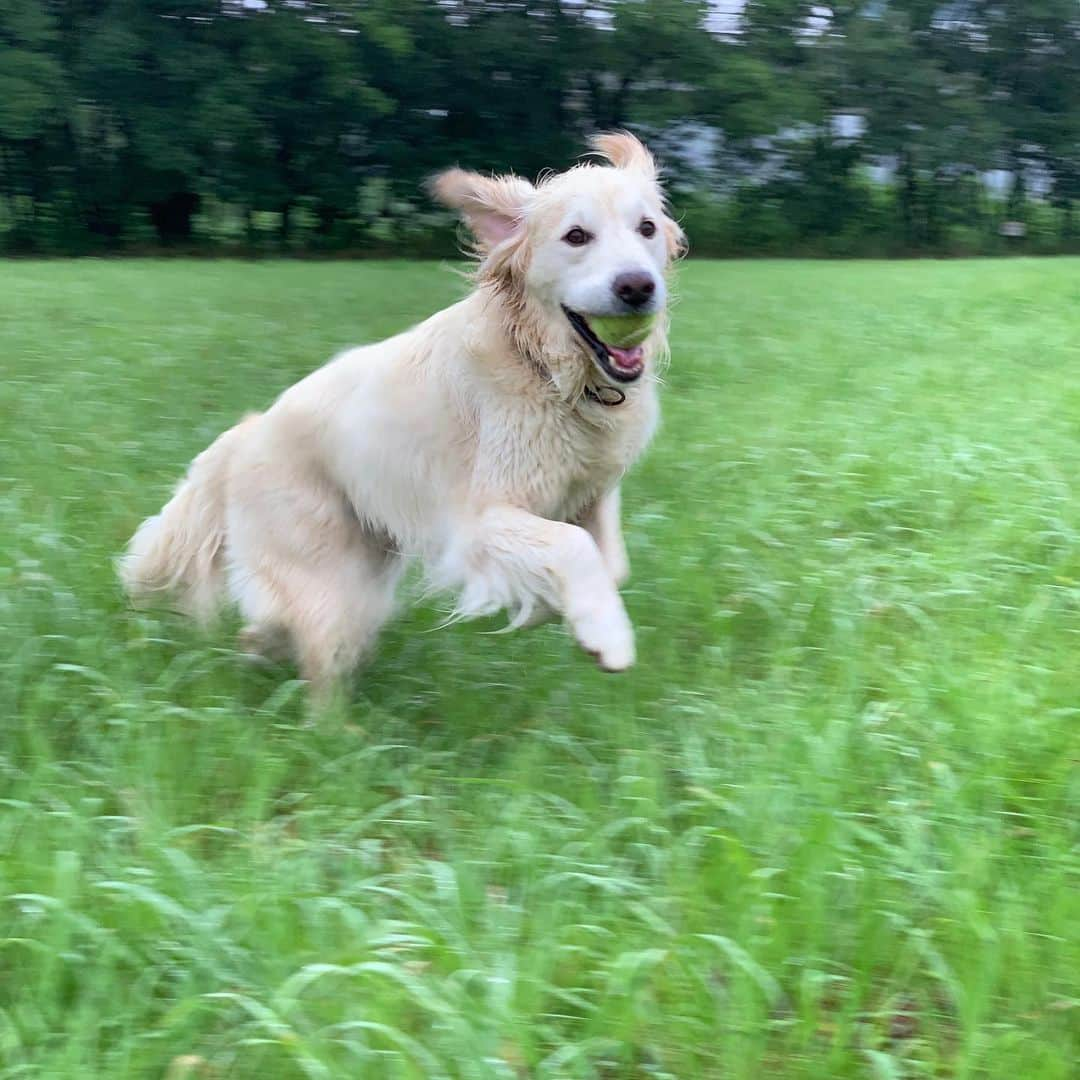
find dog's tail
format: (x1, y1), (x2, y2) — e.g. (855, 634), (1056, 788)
(119, 414), (260, 623)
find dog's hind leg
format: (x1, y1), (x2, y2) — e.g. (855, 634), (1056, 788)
(237, 620), (292, 666)
(232, 536), (402, 701)
(293, 546), (403, 700)
(226, 457), (403, 701)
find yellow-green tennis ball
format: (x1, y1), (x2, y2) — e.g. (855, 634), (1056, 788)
(589, 313), (656, 348)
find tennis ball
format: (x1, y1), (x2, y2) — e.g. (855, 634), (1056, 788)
(589, 313), (657, 348)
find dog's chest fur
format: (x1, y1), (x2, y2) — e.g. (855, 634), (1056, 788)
(475, 384), (658, 522)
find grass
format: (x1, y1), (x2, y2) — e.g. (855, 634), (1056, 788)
(1, 257), (1078, 1079)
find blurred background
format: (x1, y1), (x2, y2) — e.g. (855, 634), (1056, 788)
(3, 0), (1079, 259)
(4, 6), (1080, 1076)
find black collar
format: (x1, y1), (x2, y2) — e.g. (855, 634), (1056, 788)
(524, 350), (628, 409)
(582, 382), (627, 407)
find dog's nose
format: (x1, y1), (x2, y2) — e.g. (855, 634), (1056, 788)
(612, 271), (656, 309)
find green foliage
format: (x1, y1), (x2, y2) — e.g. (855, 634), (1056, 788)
(1, 1), (1080, 254)
(1, 258), (1078, 1075)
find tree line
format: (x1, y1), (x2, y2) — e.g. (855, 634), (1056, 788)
(2, 1), (1079, 257)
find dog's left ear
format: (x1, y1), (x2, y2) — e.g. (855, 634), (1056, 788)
(589, 130), (657, 179)
(664, 217), (688, 262)
(591, 131), (687, 261)
(429, 168), (534, 252)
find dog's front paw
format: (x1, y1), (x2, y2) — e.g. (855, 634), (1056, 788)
(572, 605), (635, 672)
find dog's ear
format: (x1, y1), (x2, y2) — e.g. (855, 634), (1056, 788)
(588, 130), (657, 179)
(429, 168), (534, 251)
(591, 131), (685, 260)
(664, 217), (688, 262)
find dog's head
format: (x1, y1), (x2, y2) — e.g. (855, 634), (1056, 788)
(431, 132), (685, 390)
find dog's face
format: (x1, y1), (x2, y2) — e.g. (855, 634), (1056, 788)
(527, 164), (670, 383)
(432, 132), (685, 387)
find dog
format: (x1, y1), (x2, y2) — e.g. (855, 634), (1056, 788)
(120, 131), (685, 699)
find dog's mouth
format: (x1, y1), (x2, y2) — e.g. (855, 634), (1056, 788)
(562, 306), (646, 384)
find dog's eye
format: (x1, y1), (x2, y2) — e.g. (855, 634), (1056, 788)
(562, 227), (591, 247)
(639, 219), (657, 239)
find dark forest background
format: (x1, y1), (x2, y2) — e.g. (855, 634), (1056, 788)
(3, 1), (1079, 257)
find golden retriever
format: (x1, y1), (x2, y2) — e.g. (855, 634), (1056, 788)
(120, 131), (685, 699)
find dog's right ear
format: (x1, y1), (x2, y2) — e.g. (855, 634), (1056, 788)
(429, 169), (534, 252)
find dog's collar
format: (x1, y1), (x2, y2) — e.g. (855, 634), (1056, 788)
(582, 382), (627, 407)
(526, 350), (628, 409)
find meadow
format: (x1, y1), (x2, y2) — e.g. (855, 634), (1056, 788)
(0, 258), (1077, 1078)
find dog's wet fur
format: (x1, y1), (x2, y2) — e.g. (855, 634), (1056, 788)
(120, 132), (685, 700)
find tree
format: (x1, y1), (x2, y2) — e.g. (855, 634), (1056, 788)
(0, 0), (65, 247)
(810, 2), (999, 248)
(1, 0), (1078, 256)
(960, 1), (1080, 205)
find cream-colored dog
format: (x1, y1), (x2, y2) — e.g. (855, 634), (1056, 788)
(121, 131), (684, 697)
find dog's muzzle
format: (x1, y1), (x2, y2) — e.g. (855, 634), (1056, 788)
(562, 306), (647, 384)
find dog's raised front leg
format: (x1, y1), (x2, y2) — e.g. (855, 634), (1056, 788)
(579, 486), (630, 588)
(462, 505), (635, 671)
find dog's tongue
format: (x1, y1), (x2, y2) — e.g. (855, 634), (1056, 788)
(607, 344), (644, 372)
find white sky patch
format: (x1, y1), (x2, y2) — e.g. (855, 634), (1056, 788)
(832, 113), (866, 139)
(707, 2), (833, 38)
(707, 0), (745, 35)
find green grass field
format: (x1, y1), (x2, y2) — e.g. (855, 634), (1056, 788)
(1, 258), (1078, 1078)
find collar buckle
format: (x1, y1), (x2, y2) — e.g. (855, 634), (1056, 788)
(583, 383), (627, 407)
